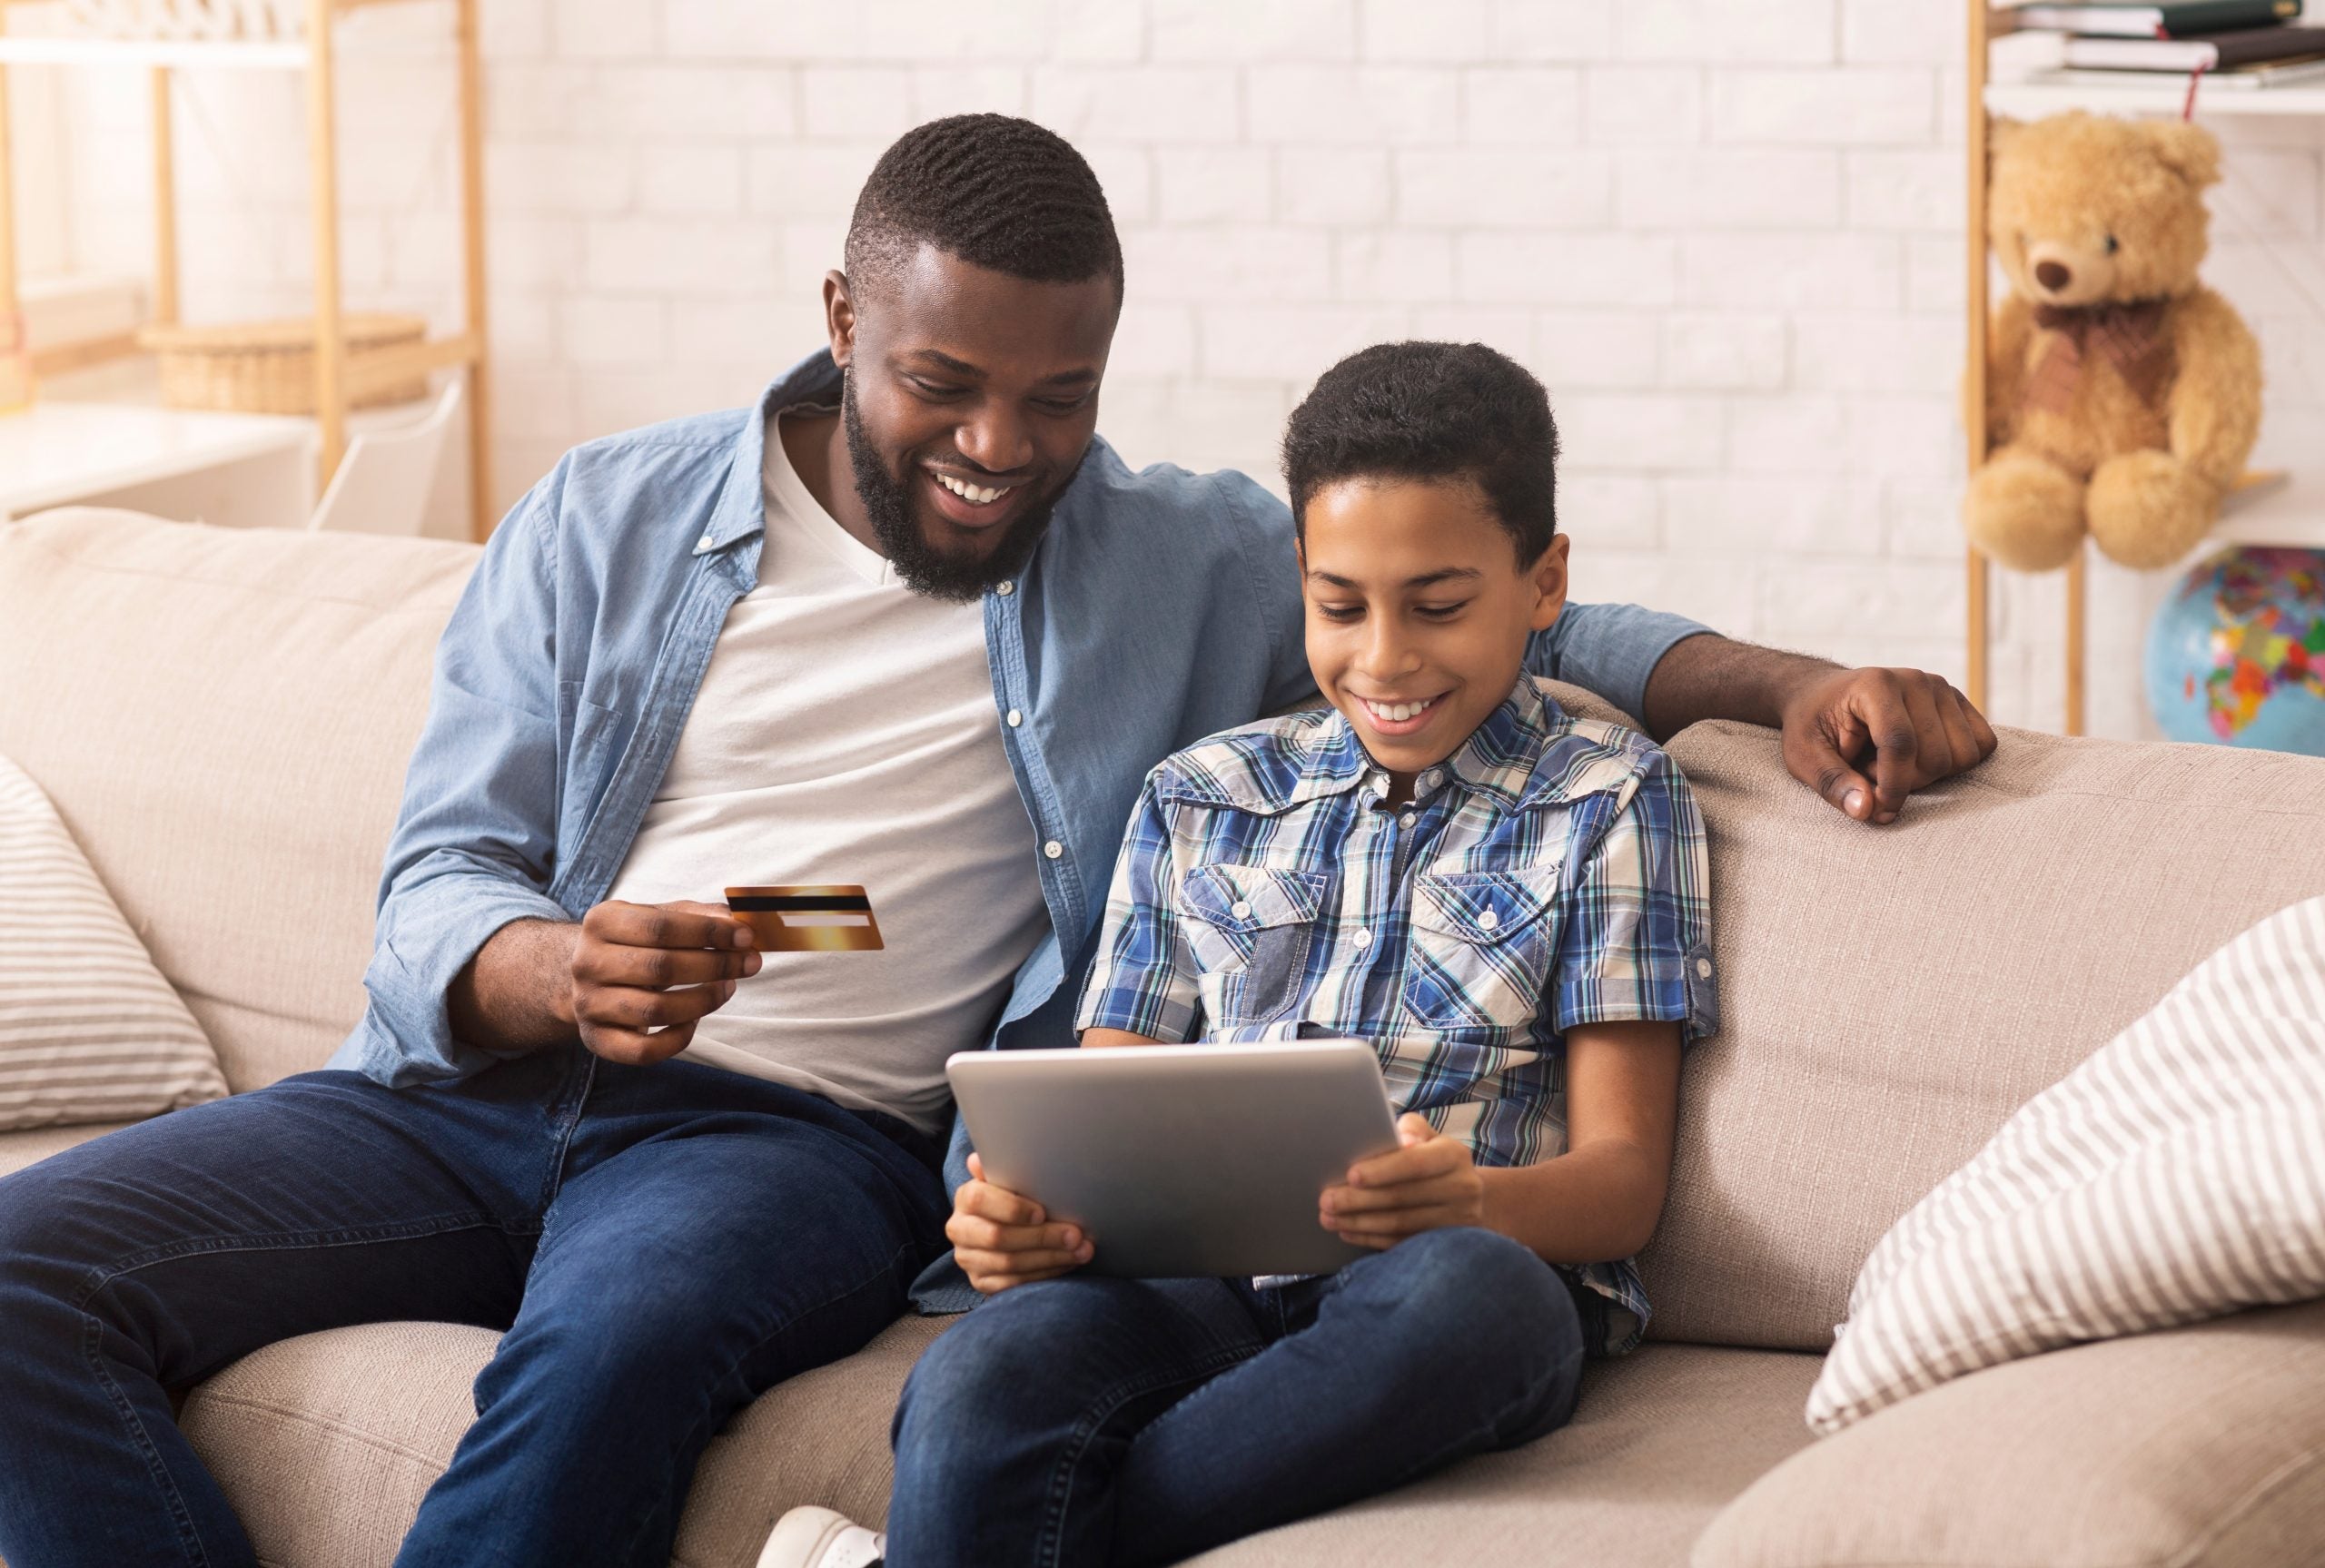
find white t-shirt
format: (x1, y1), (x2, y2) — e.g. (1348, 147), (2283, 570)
(604, 413), (1051, 1133)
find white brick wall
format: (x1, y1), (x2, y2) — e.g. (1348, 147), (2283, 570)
(24, 0), (2325, 735)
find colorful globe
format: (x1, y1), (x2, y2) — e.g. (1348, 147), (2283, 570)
(2144, 547), (2325, 754)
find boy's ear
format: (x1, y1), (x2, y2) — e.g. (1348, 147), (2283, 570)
(1527, 535), (1570, 634)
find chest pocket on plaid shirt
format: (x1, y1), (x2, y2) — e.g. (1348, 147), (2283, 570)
(1402, 868), (1564, 1031)
(1176, 863), (1328, 1029)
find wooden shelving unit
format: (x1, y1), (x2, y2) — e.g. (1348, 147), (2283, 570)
(0, 0), (491, 539)
(1968, 3), (1997, 721)
(1986, 77), (2325, 117)
(1966, 4), (2323, 734)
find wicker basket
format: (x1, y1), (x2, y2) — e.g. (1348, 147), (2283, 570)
(64, 0), (302, 43)
(138, 315), (430, 415)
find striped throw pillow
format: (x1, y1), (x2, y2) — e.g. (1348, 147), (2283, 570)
(1807, 894), (2325, 1434)
(0, 753), (227, 1130)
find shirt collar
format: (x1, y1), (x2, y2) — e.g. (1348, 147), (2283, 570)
(1293, 711), (1374, 804)
(1443, 676), (1556, 807)
(694, 350), (846, 560)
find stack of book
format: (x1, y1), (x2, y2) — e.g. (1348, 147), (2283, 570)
(2006, 0), (2325, 91)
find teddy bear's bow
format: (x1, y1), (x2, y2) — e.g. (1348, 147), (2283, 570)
(2026, 299), (2174, 416)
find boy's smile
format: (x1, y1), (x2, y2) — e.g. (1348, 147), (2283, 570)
(1354, 691), (1449, 735)
(1300, 476), (1568, 801)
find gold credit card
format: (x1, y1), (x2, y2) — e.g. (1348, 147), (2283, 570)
(724, 885), (885, 952)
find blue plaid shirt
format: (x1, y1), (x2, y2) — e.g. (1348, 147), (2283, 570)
(1075, 676), (1717, 1352)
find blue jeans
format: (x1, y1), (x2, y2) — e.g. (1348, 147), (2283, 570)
(0, 1045), (948, 1568)
(885, 1228), (1597, 1568)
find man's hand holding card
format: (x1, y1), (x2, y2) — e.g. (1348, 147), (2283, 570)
(564, 887), (885, 1067)
(567, 899), (761, 1066)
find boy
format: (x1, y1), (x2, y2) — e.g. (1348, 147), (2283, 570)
(764, 340), (1717, 1568)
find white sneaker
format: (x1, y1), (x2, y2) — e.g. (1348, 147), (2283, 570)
(757, 1504), (885, 1568)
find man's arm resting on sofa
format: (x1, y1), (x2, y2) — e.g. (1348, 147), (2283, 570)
(448, 902), (761, 1065)
(1529, 605), (1997, 824)
(1639, 634), (1997, 825)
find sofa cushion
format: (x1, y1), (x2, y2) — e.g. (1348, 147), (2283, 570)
(1808, 892), (2325, 1433)
(180, 1315), (948, 1568)
(0, 750), (226, 1129)
(0, 510), (479, 1090)
(0, 1119), (136, 1178)
(1695, 1297), (2325, 1568)
(178, 1318), (1817, 1568)
(1642, 719), (2325, 1352)
(1185, 1343), (1820, 1567)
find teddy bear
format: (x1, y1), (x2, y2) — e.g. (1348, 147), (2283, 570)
(1964, 112), (2262, 574)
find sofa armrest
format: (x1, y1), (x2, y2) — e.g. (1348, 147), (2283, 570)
(1692, 1297), (2325, 1568)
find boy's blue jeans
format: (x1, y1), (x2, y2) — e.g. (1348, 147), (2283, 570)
(885, 1227), (1598, 1568)
(0, 1044), (949, 1568)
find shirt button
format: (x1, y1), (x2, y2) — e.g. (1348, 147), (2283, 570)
(1231, 900), (1252, 920)
(1006, 709), (1023, 727)
(1421, 770), (1442, 790)
(1043, 840), (1063, 860)
(1371, 774), (1390, 797)
(1478, 910), (1500, 932)
(1400, 812), (1414, 828)
(1697, 957), (1714, 979)
(1352, 928), (1372, 948)
(995, 580), (1015, 597)
(695, 533), (714, 552)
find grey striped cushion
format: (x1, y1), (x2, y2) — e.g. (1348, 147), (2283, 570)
(0, 752), (226, 1130)
(1807, 894), (2325, 1434)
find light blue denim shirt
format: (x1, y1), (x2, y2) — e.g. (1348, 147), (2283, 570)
(327, 349), (1706, 1299)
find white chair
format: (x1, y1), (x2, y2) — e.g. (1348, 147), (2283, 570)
(307, 377), (464, 537)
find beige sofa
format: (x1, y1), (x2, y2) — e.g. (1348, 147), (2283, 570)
(3, 507), (2322, 1568)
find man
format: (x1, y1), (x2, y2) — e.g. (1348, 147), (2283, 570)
(0, 115), (1994, 1568)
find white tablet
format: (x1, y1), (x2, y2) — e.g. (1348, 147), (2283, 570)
(945, 1040), (1401, 1279)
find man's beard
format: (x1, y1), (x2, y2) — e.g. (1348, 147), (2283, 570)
(842, 377), (1062, 605)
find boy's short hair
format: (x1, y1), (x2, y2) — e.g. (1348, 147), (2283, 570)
(1281, 340), (1559, 565)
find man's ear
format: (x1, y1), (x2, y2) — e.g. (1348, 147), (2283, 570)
(824, 270), (857, 369)
(1528, 534), (1570, 633)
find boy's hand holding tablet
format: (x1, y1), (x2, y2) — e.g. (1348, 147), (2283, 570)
(949, 1153), (1094, 1294)
(1318, 1114), (1487, 1248)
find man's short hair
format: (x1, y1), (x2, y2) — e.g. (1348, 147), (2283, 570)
(845, 114), (1123, 301)
(1281, 340), (1560, 565)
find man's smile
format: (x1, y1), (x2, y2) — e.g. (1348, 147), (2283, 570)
(924, 464), (1034, 531)
(931, 470), (1022, 506)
